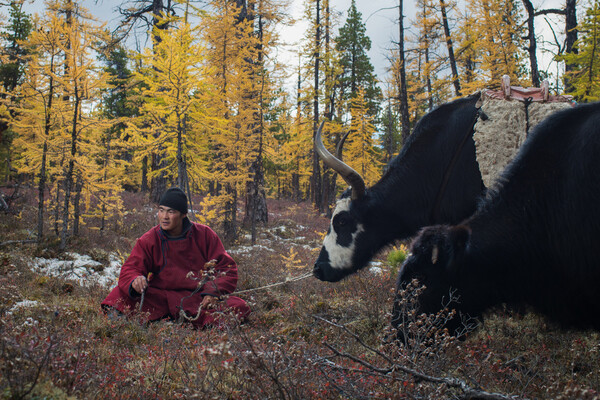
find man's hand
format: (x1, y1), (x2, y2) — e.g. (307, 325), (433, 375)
(201, 295), (218, 309)
(132, 275), (148, 294)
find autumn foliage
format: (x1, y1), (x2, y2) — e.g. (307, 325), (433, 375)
(1, 0), (600, 398)
(1, 190), (599, 399)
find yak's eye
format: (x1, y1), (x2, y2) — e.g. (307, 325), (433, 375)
(333, 213), (350, 228)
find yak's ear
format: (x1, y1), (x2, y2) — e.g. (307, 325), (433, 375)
(431, 245), (439, 264)
(446, 225), (471, 274)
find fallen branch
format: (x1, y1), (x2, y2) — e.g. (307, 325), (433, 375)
(313, 315), (524, 400)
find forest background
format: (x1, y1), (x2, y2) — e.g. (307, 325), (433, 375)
(1, 0), (599, 247)
(1, 1), (600, 398)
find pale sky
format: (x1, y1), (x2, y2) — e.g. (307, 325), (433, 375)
(18, 0), (567, 92)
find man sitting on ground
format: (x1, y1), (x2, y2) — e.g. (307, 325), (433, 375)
(102, 187), (250, 328)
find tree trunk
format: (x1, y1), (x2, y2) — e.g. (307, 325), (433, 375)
(53, 180), (60, 236)
(36, 19), (59, 241)
(384, 102), (395, 164)
(243, 0), (268, 244)
(439, 0), (461, 96)
(223, 183), (237, 245)
(176, 112), (187, 189)
(150, 153), (167, 203)
(141, 155), (149, 192)
(398, 0), (411, 144)
(322, 0), (336, 216)
(149, 0), (170, 203)
(60, 87), (80, 251)
(37, 141), (48, 241)
(424, 42), (433, 111)
(72, 175), (82, 236)
(522, 0), (540, 87)
(311, 0), (323, 212)
(564, 0), (578, 93)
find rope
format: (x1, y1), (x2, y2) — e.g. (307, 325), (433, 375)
(523, 97), (533, 136)
(233, 271), (313, 295)
(137, 256), (313, 320)
(177, 270), (314, 322)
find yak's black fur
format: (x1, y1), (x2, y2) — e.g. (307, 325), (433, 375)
(395, 101), (600, 336)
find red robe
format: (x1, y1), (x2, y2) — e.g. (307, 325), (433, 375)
(101, 220), (250, 328)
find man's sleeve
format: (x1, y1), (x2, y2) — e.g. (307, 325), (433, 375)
(200, 228), (238, 297)
(117, 238), (152, 298)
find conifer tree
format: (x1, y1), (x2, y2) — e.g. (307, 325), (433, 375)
(57, 0), (114, 248)
(396, 0), (411, 144)
(127, 17), (210, 201)
(558, 0), (600, 101)
(0, 2), (32, 93)
(0, 1), (32, 182)
(240, 0), (285, 236)
(413, 0), (442, 110)
(379, 99), (401, 164)
(303, 0), (324, 212)
(11, 0), (113, 246)
(438, 0), (461, 96)
(200, 0), (267, 242)
(318, 0), (344, 216)
(455, 7), (478, 91)
(266, 95), (312, 201)
(10, 5), (67, 240)
(463, 0), (528, 88)
(344, 88), (381, 187)
(335, 0), (381, 118)
(100, 44), (139, 193)
(522, 0), (540, 86)
(116, 0), (183, 202)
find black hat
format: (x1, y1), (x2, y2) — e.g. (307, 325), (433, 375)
(159, 188), (188, 214)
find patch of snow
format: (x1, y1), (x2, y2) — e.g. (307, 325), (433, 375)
(368, 266), (383, 275)
(31, 252), (122, 288)
(368, 262), (384, 275)
(229, 245), (275, 254)
(9, 299), (39, 313)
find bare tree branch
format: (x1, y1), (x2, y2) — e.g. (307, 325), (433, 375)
(534, 8), (565, 17)
(314, 315), (525, 400)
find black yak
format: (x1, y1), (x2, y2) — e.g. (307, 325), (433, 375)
(394, 101), (600, 337)
(313, 95), (485, 282)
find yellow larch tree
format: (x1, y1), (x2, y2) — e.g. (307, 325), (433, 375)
(200, 0), (262, 242)
(459, 0), (528, 89)
(10, 9), (66, 240)
(52, 0), (114, 248)
(558, 0), (600, 102)
(265, 91), (313, 202)
(344, 88), (381, 188)
(126, 16), (212, 205)
(11, 0), (116, 245)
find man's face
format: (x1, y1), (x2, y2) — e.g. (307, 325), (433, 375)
(157, 206), (186, 235)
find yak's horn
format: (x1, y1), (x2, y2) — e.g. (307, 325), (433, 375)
(315, 121), (365, 200)
(336, 130), (351, 160)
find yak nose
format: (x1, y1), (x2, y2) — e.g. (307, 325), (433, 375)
(313, 247), (330, 280)
(313, 262), (324, 280)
